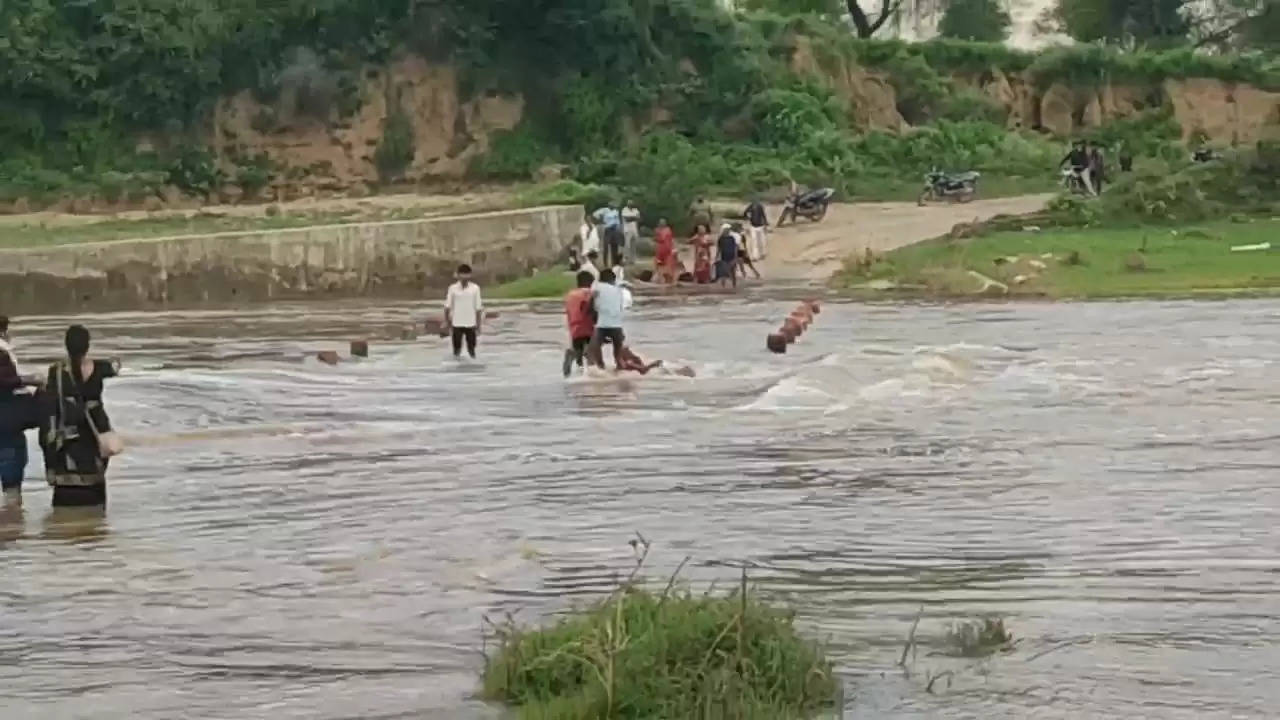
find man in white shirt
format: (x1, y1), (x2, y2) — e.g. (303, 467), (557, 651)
(444, 264), (483, 359)
(589, 268), (627, 370)
(580, 250), (600, 281)
(579, 214), (601, 258)
(621, 200), (641, 264)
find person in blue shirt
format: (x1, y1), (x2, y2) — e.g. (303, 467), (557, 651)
(592, 203), (624, 268)
(588, 268), (627, 370)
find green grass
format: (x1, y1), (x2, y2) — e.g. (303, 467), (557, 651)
(489, 271), (577, 299)
(839, 217), (1280, 299)
(481, 583), (837, 720)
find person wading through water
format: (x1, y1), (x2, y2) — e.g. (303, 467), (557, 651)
(0, 316), (41, 497)
(562, 270), (597, 377)
(588, 268), (627, 370)
(39, 325), (122, 508)
(444, 264), (484, 359)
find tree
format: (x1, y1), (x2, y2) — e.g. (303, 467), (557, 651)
(1190, 0), (1280, 51)
(938, 0), (1012, 40)
(1047, 0), (1190, 46)
(741, 0), (844, 15)
(844, 0), (907, 36)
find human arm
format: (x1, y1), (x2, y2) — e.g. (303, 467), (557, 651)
(474, 287), (484, 335)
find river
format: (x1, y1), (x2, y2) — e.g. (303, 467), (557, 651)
(3, 297), (1279, 719)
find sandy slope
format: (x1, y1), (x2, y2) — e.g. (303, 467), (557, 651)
(755, 194), (1055, 282)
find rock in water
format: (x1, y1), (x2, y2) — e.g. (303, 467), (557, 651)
(316, 351), (340, 365)
(766, 334), (788, 354)
(423, 318), (447, 337)
(350, 340), (369, 358)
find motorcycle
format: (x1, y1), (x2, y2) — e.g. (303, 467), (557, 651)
(1061, 167), (1090, 195)
(917, 169), (979, 206)
(777, 187), (835, 226)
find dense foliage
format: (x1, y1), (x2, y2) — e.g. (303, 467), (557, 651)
(0, 0), (1276, 214)
(938, 0), (1013, 42)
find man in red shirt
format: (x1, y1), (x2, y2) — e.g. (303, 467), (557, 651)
(562, 271), (597, 377)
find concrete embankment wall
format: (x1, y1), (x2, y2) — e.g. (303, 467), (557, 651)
(0, 204), (581, 315)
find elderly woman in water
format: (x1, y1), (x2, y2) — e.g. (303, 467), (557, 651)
(39, 325), (122, 507)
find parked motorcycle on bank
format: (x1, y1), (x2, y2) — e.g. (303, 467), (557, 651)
(1061, 167), (1090, 195)
(917, 169), (980, 206)
(777, 187), (835, 226)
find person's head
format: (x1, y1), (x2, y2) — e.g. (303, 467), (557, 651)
(720, 223), (732, 234)
(586, 250), (599, 264)
(0, 315), (8, 341)
(456, 263), (472, 286)
(625, 199), (634, 208)
(65, 324), (90, 361)
(658, 217), (668, 227)
(695, 223), (709, 235)
(576, 270), (595, 288)
(599, 268), (617, 284)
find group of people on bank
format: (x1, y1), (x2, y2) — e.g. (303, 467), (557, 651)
(0, 317), (121, 507)
(574, 197), (772, 289)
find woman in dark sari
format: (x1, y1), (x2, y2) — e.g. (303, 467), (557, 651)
(39, 325), (121, 507)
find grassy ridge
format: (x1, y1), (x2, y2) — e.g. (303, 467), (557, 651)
(840, 218), (1280, 299)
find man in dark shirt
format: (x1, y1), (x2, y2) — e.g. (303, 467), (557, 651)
(1060, 140), (1095, 195)
(742, 198), (769, 260)
(716, 224), (739, 289)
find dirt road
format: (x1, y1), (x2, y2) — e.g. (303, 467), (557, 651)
(755, 194), (1054, 283)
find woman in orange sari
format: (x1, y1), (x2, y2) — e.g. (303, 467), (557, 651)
(653, 218), (677, 284)
(691, 223), (713, 284)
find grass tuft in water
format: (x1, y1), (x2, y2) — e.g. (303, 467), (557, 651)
(942, 616), (1014, 658)
(480, 571), (837, 719)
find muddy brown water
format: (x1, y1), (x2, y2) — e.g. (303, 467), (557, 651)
(3, 298), (1279, 719)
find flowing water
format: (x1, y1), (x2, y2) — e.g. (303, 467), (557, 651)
(3, 297), (1280, 719)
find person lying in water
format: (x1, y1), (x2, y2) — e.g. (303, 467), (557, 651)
(587, 343), (695, 377)
(617, 346), (664, 375)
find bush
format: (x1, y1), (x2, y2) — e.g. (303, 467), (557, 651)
(1085, 107), (1181, 158)
(749, 88), (842, 147)
(515, 180), (618, 211)
(481, 583), (837, 719)
(474, 125), (560, 180)
(373, 105), (416, 182)
(938, 0), (1012, 42)
(943, 617), (1014, 657)
(233, 152), (276, 198)
(166, 147), (225, 197)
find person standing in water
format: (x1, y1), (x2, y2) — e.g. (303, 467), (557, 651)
(39, 325), (121, 508)
(444, 264), (484, 359)
(562, 271), (597, 377)
(589, 268), (627, 370)
(716, 223), (739, 289)
(0, 317), (41, 497)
